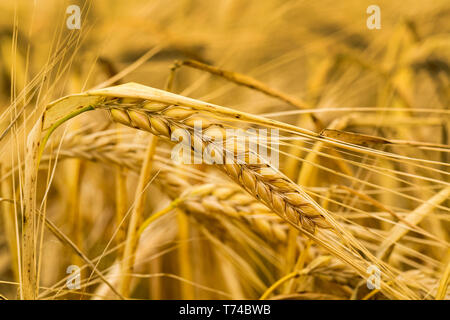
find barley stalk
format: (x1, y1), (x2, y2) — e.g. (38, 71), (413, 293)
(119, 134), (158, 297)
(105, 102), (329, 234)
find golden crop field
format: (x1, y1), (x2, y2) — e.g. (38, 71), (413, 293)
(0, 0), (449, 301)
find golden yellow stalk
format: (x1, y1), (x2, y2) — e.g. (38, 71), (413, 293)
(0, 166), (20, 283)
(119, 134), (158, 297)
(22, 119), (42, 300)
(376, 186), (450, 261)
(177, 209), (194, 299)
(436, 250), (450, 300)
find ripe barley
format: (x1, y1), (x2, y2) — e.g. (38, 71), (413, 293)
(106, 100), (329, 234)
(24, 83), (421, 300)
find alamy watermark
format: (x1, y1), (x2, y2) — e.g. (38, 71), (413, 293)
(66, 5), (81, 30)
(170, 121), (279, 169)
(366, 264), (381, 290)
(66, 265), (81, 290)
(366, 5), (381, 30)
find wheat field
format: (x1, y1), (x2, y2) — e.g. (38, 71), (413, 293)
(0, 0), (449, 300)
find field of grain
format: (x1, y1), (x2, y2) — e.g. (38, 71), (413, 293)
(0, 0), (449, 300)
